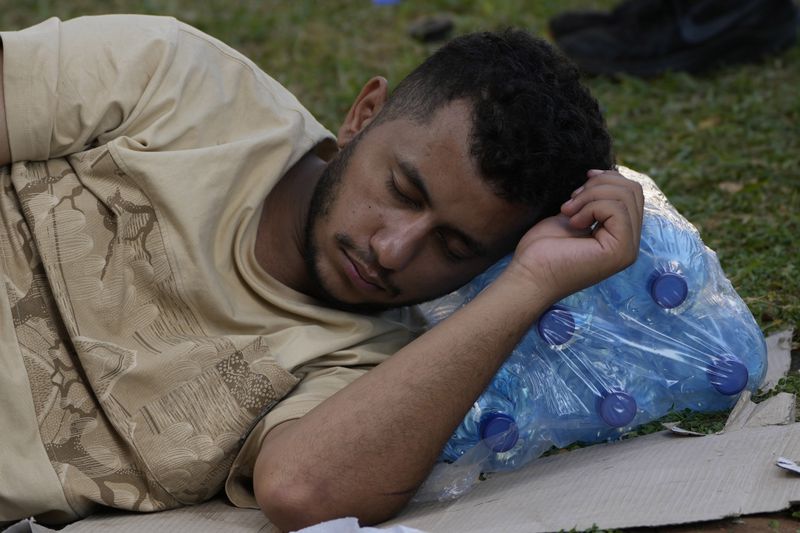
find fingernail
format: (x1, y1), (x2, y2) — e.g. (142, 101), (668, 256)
(587, 169), (603, 177)
(571, 186), (584, 198)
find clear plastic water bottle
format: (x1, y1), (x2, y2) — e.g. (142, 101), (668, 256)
(606, 238), (765, 412)
(428, 233), (765, 472)
(623, 265), (767, 412)
(699, 250), (769, 392)
(625, 313), (753, 411)
(416, 287), (471, 328)
(700, 317), (767, 396)
(528, 294), (673, 448)
(598, 210), (708, 321)
(438, 263), (673, 468)
(438, 351), (556, 471)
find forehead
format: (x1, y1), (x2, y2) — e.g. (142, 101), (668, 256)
(370, 100), (536, 253)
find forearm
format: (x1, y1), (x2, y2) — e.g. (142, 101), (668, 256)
(255, 170), (644, 531)
(254, 272), (553, 530)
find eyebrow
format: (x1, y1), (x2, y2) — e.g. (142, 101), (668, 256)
(398, 159), (433, 207)
(397, 158), (490, 258)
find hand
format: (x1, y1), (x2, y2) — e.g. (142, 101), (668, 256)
(503, 169), (644, 303)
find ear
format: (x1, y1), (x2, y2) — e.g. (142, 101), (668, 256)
(336, 76), (389, 148)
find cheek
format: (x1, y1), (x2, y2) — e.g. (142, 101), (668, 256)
(335, 181), (385, 236)
(342, 201), (376, 231)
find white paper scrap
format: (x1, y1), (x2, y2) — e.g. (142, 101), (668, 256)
(292, 517), (428, 533)
(776, 456), (800, 475)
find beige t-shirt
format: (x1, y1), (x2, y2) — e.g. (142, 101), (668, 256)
(0, 15), (419, 523)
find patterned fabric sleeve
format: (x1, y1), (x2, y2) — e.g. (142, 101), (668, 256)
(225, 365), (370, 509)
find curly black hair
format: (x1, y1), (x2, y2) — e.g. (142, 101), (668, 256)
(377, 29), (614, 222)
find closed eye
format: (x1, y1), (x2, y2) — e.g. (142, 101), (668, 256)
(437, 231), (471, 263)
(387, 172), (421, 209)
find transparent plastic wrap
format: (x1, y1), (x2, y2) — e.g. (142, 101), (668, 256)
(413, 167), (768, 503)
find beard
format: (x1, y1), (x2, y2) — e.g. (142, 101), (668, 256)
(302, 134), (400, 314)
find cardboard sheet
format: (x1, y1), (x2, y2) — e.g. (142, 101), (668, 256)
(384, 422), (800, 532)
(723, 391), (796, 431)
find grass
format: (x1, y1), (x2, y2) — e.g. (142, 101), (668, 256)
(1, 1), (797, 342)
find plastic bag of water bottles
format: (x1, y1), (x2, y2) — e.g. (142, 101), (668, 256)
(412, 167), (767, 503)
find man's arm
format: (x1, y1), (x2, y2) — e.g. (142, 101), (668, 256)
(0, 42), (11, 166)
(254, 170), (644, 531)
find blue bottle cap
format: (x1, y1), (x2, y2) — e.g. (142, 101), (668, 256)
(537, 305), (576, 346)
(597, 391), (637, 427)
(650, 271), (689, 309)
(479, 412), (519, 453)
(707, 357), (749, 395)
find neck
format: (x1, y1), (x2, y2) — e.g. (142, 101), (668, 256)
(255, 150), (327, 294)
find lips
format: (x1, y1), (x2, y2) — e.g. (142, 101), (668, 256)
(343, 250), (384, 292)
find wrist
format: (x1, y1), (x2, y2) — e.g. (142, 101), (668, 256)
(493, 257), (563, 306)
(472, 263), (559, 326)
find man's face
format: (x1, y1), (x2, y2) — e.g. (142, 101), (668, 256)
(305, 100), (536, 312)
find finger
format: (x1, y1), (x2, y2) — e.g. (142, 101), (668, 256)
(561, 169), (644, 248)
(568, 169), (618, 200)
(562, 183), (640, 234)
(580, 170), (645, 224)
(526, 214), (589, 240)
(578, 170), (639, 196)
(565, 177), (644, 245)
(570, 170), (639, 213)
(567, 199), (640, 262)
(567, 197), (629, 233)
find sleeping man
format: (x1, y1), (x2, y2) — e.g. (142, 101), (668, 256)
(0, 15), (642, 531)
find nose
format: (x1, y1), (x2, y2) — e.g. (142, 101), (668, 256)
(371, 215), (430, 272)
